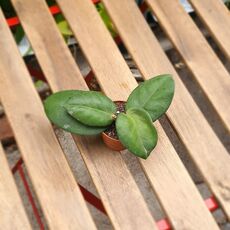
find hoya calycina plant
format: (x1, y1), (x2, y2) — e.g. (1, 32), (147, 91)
(44, 74), (174, 159)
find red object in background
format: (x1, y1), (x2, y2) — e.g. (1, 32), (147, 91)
(205, 196), (219, 212)
(6, 16), (20, 27)
(6, 0), (146, 28)
(6, 1), (100, 27)
(157, 219), (171, 230)
(18, 165), (44, 230)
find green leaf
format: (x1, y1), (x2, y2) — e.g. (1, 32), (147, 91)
(126, 74), (175, 121)
(0, 0), (15, 17)
(46, 0), (56, 6)
(96, 3), (117, 38)
(54, 14), (65, 23)
(116, 108), (158, 159)
(65, 91), (116, 127)
(34, 80), (45, 89)
(0, 0), (12, 10)
(44, 90), (106, 135)
(14, 25), (24, 44)
(57, 21), (73, 36)
(54, 14), (73, 37)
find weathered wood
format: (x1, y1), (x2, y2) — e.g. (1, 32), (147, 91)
(101, 0), (230, 220)
(189, 0), (230, 60)
(147, 0), (230, 132)
(0, 9), (96, 230)
(65, 0), (222, 228)
(0, 143), (31, 229)
(0, 116), (14, 141)
(11, 0), (157, 229)
(2, 0), (229, 227)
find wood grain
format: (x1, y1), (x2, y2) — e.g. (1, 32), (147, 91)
(147, 0), (230, 132)
(11, 0), (157, 229)
(0, 143), (31, 229)
(189, 0), (230, 60)
(72, 0), (223, 228)
(0, 9), (96, 230)
(101, 0), (230, 220)
(57, 0), (219, 228)
(0, 116), (14, 141)
(57, 0), (138, 101)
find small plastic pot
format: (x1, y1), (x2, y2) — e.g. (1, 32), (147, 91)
(101, 100), (126, 151)
(102, 132), (125, 151)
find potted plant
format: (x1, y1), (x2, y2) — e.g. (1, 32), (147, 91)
(44, 74), (174, 159)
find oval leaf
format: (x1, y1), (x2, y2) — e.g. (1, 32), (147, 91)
(116, 108), (158, 159)
(126, 74), (175, 121)
(65, 91), (116, 127)
(44, 90), (105, 135)
(57, 21), (73, 36)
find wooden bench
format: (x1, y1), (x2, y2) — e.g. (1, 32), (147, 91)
(0, 0), (229, 229)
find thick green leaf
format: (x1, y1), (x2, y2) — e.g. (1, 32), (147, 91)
(126, 75), (175, 121)
(116, 108), (158, 159)
(44, 90), (105, 135)
(65, 91), (116, 127)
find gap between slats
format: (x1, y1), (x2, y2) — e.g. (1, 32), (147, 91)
(100, 0), (230, 221)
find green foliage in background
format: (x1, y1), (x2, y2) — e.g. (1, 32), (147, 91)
(225, 0), (230, 9)
(96, 3), (117, 38)
(1, 0), (117, 47)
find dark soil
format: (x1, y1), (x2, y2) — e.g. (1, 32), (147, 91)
(104, 101), (126, 139)
(115, 101), (126, 114)
(104, 123), (118, 139)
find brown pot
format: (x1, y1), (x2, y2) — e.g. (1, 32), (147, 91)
(102, 132), (125, 151)
(101, 100), (126, 151)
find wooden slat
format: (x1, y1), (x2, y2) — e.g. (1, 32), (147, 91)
(0, 116), (13, 141)
(0, 143), (31, 229)
(148, 0), (230, 132)
(101, 0), (230, 220)
(55, 0), (219, 229)
(189, 0), (230, 60)
(0, 9), (96, 230)
(11, 0), (157, 229)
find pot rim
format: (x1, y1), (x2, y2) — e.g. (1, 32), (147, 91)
(102, 131), (121, 143)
